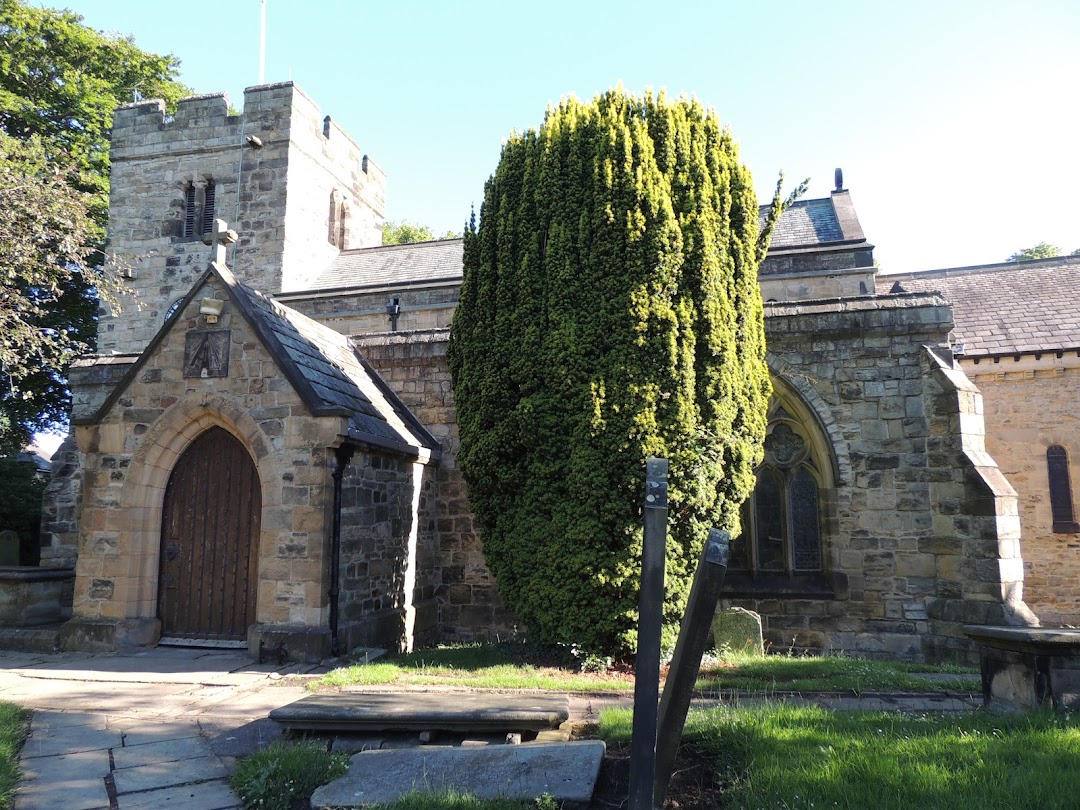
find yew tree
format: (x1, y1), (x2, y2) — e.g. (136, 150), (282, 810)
(449, 90), (784, 654)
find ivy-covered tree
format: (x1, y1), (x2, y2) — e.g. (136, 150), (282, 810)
(449, 90), (786, 654)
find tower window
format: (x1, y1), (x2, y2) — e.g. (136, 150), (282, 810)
(182, 179), (216, 238)
(1047, 445), (1079, 533)
(201, 179), (216, 235)
(183, 183), (197, 238)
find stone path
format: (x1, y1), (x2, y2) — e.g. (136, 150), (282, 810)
(0, 647), (316, 810)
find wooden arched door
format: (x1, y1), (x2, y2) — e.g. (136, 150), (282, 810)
(158, 427), (260, 640)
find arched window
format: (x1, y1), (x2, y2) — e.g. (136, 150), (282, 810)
(732, 420), (823, 573)
(328, 191), (340, 246)
(1047, 445), (1079, 533)
(337, 201), (349, 250)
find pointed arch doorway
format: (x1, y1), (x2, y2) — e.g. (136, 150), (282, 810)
(158, 427), (261, 642)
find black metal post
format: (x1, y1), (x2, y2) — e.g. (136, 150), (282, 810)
(629, 458), (668, 810)
(652, 528), (730, 808)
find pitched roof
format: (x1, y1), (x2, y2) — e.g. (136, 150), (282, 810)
(82, 262), (439, 459)
(232, 275), (439, 455)
(878, 256), (1080, 356)
(765, 198), (844, 248)
(305, 193), (866, 293)
(310, 238), (463, 291)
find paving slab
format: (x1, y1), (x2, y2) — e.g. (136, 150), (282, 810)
(112, 718), (202, 747)
(112, 755), (230, 795)
(311, 740), (606, 808)
(116, 779), (241, 810)
(15, 748), (111, 810)
(271, 692), (570, 732)
(202, 717), (285, 758)
(112, 736), (209, 770)
(27, 709), (109, 730)
(20, 724), (122, 758)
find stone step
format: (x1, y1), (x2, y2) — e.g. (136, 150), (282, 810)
(0, 623), (63, 653)
(310, 740), (606, 808)
(270, 692), (570, 733)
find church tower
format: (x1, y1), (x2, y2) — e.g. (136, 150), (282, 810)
(99, 82), (386, 355)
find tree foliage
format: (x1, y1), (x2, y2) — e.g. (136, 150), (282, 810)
(381, 220), (459, 245)
(0, 0), (188, 450)
(1007, 242), (1062, 262)
(448, 90), (780, 654)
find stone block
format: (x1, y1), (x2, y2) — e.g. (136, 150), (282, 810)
(712, 606), (764, 655)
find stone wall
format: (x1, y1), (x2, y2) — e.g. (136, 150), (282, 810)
(722, 293), (1035, 663)
(101, 82), (385, 355)
(338, 452), (439, 653)
(965, 355), (1080, 625)
(353, 331), (520, 642)
(280, 283), (458, 335)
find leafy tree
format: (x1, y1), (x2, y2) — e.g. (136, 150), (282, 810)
(381, 220), (458, 245)
(0, 0), (188, 449)
(448, 90), (785, 654)
(1008, 242), (1061, 262)
(0, 0), (188, 221)
(0, 454), (46, 564)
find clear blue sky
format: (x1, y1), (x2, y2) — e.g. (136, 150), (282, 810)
(47, 0), (1080, 272)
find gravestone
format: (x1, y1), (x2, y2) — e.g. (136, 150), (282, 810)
(712, 606), (764, 655)
(0, 531), (19, 566)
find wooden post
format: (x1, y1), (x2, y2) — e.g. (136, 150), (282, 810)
(629, 458), (668, 810)
(653, 528), (730, 808)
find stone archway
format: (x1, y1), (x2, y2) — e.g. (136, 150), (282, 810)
(158, 427), (261, 641)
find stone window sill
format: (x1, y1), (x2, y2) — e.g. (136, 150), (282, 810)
(720, 571), (848, 600)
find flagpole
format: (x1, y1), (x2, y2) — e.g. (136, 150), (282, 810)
(259, 0), (266, 84)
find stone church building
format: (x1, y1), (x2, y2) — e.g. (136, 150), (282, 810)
(36, 82), (1074, 663)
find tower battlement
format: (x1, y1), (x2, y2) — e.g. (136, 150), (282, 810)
(101, 82), (386, 355)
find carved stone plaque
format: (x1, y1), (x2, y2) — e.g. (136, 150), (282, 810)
(183, 330), (230, 378)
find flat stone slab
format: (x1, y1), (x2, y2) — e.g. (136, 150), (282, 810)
(270, 692), (570, 733)
(965, 625), (1080, 654)
(311, 740), (606, 808)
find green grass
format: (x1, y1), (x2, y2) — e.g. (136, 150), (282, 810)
(0, 702), (29, 810)
(313, 643), (980, 695)
(369, 788), (554, 810)
(313, 642), (634, 692)
(697, 650), (981, 694)
(230, 741), (348, 810)
(601, 704), (1080, 809)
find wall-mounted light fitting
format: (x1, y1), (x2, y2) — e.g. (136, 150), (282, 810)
(199, 298), (225, 324)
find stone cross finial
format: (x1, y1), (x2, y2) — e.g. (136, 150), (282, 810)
(202, 218), (238, 266)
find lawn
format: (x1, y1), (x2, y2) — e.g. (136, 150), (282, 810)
(698, 649), (980, 694)
(313, 642), (635, 692)
(0, 702), (29, 810)
(601, 704), (1080, 809)
(312, 642), (979, 694)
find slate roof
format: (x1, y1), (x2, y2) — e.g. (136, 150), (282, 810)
(878, 256), (1080, 356)
(307, 196), (859, 292)
(764, 198), (844, 248)
(83, 262), (439, 458)
(310, 238), (464, 291)
(232, 274), (439, 454)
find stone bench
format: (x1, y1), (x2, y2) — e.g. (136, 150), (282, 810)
(964, 625), (1080, 712)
